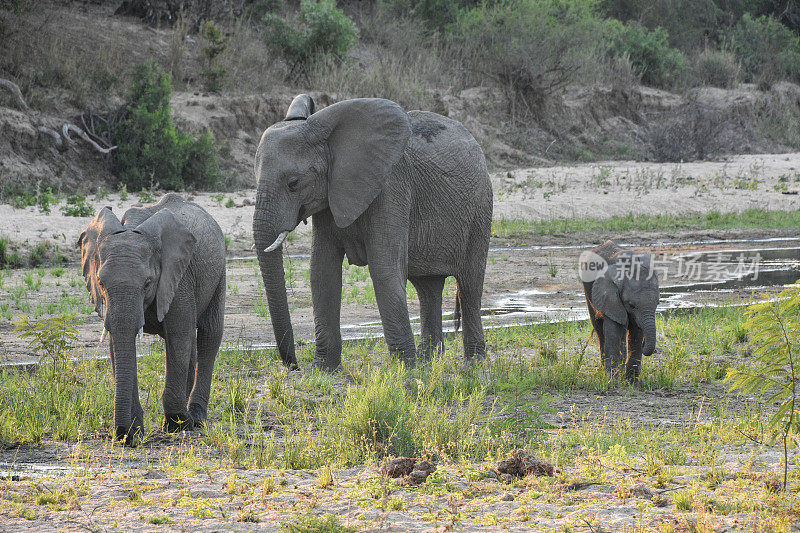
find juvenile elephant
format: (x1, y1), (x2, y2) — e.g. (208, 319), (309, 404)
(79, 193), (226, 444)
(580, 240), (660, 384)
(253, 94), (492, 370)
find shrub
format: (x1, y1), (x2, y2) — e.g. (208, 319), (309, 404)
(728, 14), (800, 87)
(598, 0), (724, 50)
(449, 0), (604, 116)
(263, 0), (359, 81)
(726, 280), (800, 491)
(379, 0), (480, 31)
(200, 21), (227, 92)
(604, 19), (687, 88)
(61, 193), (94, 217)
(689, 47), (741, 88)
(647, 101), (728, 162)
(113, 61), (221, 190)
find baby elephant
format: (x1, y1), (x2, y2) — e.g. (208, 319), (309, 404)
(580, 240), (660, 384)
(79, 193), (226, 444)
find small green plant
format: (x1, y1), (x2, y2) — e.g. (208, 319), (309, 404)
(37, 186), (56, 214)
(211, 193), (224, 205)
(138, 188), (154, 204)
(13, 313), (79, 379)
(726, 281), (800, 491)
(119, 183), (128, 201)
(263, 0), (359, 81)
(281, 513), (356, 533)
(28, 241), (65, 267)
(145, 515), (171, 525)
(61, 193), (94, 217)
(94, 186), (109, 201)
(225, 197), (235, 208)
(200, 21), (227, 92)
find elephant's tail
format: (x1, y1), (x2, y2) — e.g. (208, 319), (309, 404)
(453, 284), (462, 332)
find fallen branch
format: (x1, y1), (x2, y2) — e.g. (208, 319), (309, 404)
(62, 123), (117, 154)
(0, 78), (30, 111)
(37, 127), (66, 151)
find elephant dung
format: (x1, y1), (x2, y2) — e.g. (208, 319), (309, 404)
(382, 457), (416, 478)
(497, 449), (558, 477)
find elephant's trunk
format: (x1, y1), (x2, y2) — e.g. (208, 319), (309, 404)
(109, 327), (138, 442)
(107, 291), (145, 443)
(640, 313), (657, 356)
(254, 213), (298, 368)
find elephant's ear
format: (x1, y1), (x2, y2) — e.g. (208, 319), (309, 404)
(285, 94), (316, 121)
(591, 265), (628, 325)
(134, 210), (197, 322)
(78, 207), (124, 315)
(306, 98), (412, 228)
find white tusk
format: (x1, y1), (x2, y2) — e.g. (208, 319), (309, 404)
(250, 243), (255, 250)
(264, 231), (289, 253)
(138, 327), (144, 341)
(99, 328), (106, 345)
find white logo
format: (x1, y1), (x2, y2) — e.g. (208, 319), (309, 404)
(579, 251), (608, 282)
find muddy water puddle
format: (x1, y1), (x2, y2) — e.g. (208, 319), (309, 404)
(2, 239), (799, 367)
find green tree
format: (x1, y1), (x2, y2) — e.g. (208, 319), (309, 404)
(113, 61), (220, 190)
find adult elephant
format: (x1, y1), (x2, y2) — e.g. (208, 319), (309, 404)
(254, 94), (492, 370)
(79, 194), (226, 444)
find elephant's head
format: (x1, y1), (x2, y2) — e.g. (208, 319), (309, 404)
(79, 207), (196, 442)
(252, 94), (412, 367)
(591, 251), (660, 356)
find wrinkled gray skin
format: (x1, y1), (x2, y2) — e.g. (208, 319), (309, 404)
(253, 95), (492, 370)
(582, 241), (660, 384)
(79, 194), (226, 444)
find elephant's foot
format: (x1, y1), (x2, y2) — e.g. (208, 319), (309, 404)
(416, 339), (444, 362)
(115, 424), (144, 447)
(311, 357), (341, 373)
(163, 412), (196, 433)
(188, 403), (208, 428)
(312, 345), (341, 373)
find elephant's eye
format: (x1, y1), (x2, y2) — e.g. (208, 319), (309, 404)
(287, 176), (300, 192)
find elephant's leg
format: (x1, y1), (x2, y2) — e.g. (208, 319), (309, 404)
(370, 264), (416, 366)
(602, 319), (626, 379)
(189, 275), (225, 424)
(454, 274), (486, 361)
(161, 291), (197, 432)
(410, 275), (446, 360)
(584, 288), (605, 354)
(311, 233), (344, 372)
(625, 323), (645, 385)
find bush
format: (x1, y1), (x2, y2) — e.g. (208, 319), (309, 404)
(379, 0), (481, 32)
(61, 193), (94, 217)
(263, 0), (359, 80)
(689, 47), (741, 88)
(113, 61), (221, 190)
(728, 14), (800, 87)
(604, 19), (687, 88)
(449, 0), (604, 116)
(598, 0), (724, 50)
